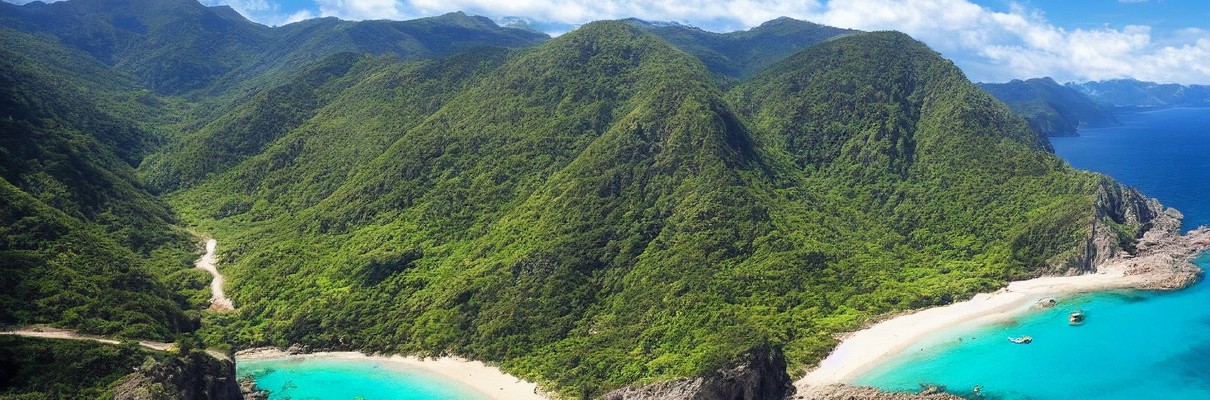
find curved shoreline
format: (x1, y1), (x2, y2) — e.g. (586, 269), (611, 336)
(796, 226), (1210, 392)
(235, 348), (548, 400)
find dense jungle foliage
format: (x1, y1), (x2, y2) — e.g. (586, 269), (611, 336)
(0, 336), (158, 399)
(1, 0), (1154, 398)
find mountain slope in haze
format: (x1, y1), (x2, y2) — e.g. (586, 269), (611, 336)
(1067, 78), (1210, 109)
(0, 0), (547, 96)
(206, 11), (548, 97)
(0, 28), (200, 340)
(159, 25), (1158, 397)
(0, 0), (270, 94)
(627, 17), (856, 79)
(138, 52), (373, 193)
(980, 77), (1118, 136)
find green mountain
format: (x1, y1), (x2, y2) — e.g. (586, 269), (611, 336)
(0, 28), (198, 340)
(1, 1), (1168, 398)
(0, 0), (546, 96)
(980, 77), (1118, 136)
(0, 0), (270, 94)
(626, 17), (856, 79)
(160, 25), (1145, 397)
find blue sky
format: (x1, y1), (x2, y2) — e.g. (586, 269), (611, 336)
(6, 0), (1210, 84)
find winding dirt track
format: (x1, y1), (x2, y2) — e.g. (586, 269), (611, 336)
(196, 238), (234, 311)
(0, 327), (229, 361)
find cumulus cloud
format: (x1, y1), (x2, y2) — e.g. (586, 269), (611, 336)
(314, 0), (1207, 83)
(6, 0), (1206, 83)
(200, 0), (304, 26)
(790, 0), (1210, 84)
(315, 0), (405, 20)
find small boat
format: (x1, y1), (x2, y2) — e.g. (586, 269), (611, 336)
(1008, 336), (1033, 344)
(1069, 311), (1085, 325)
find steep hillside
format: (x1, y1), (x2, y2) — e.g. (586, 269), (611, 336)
(0, 1), (546, 97)
(0, 0), (270, 94)
(0, 28), (199, 340)
(730, 32), (1119, 276)
(980, 77), (1117, 136)
(628, 17), (856, 78)
(138, 52), (374, 192)
(205, 11), (548, 97)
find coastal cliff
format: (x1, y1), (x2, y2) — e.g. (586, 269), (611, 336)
(1048, 179), (1177, 274)
(603, 347), (795, 400)
(111, 351), (246, 400)
(1078, 179), (1208, 289)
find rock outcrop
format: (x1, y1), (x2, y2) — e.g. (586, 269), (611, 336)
(1056, 179), (1175, 274)
(603, 346), (794, 400)
(112, 351), (244, 400)
(795, 384), (964, 400)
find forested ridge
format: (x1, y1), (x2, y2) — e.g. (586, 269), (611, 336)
(979, 77), (1117, 137)
(0, 0), (1158, 398)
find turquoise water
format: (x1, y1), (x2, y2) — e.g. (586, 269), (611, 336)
(237, 357), (491, 400)
(857, 108), (1210, 399)
(856, 255), (1210, 399)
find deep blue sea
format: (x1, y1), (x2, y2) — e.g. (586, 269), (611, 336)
(1052, 108), (1210, 231)
(857, 108), (1210, 399)
(237, 357), (490, 400)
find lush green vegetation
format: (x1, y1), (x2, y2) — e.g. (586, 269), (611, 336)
(0, 28), (200, 340)
(979, 77), (1117, 136)
(0, 336), (157, 399)
(1, 1), (1159, 398)
(165, 26), (1140, 397)
(0, 0), (546, 97)
(627, 17), (855, 80)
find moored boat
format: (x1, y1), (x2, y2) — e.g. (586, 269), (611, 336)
(1008, 336), (1033, 344)
(1069, 310), (1085, 325)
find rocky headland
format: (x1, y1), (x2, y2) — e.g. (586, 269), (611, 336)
(793, 183), (1209, 399)
(603, 346), (795, 400)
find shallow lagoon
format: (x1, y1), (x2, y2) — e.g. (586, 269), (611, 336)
(237, 357), (491, 400)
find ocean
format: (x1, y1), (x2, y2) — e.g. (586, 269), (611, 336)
(856, 108), (1210, 399)
(1052, 108), (1210, 231)
(237, 357), (490, 400)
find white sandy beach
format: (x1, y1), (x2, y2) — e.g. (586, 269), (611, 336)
(236, 348), (547, 400)
(797, 226), (1210, 390)
(798, 265), (1135, 386)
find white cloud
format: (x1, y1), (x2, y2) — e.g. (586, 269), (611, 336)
(318, 0), (1207, 84)
(281, 9), (319, 24)
(6, 0), (1207, 83)
(200, 0), (273, 14)
(315, 0), (404, 20)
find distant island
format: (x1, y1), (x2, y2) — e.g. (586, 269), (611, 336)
(981, 77), (1210, 137)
